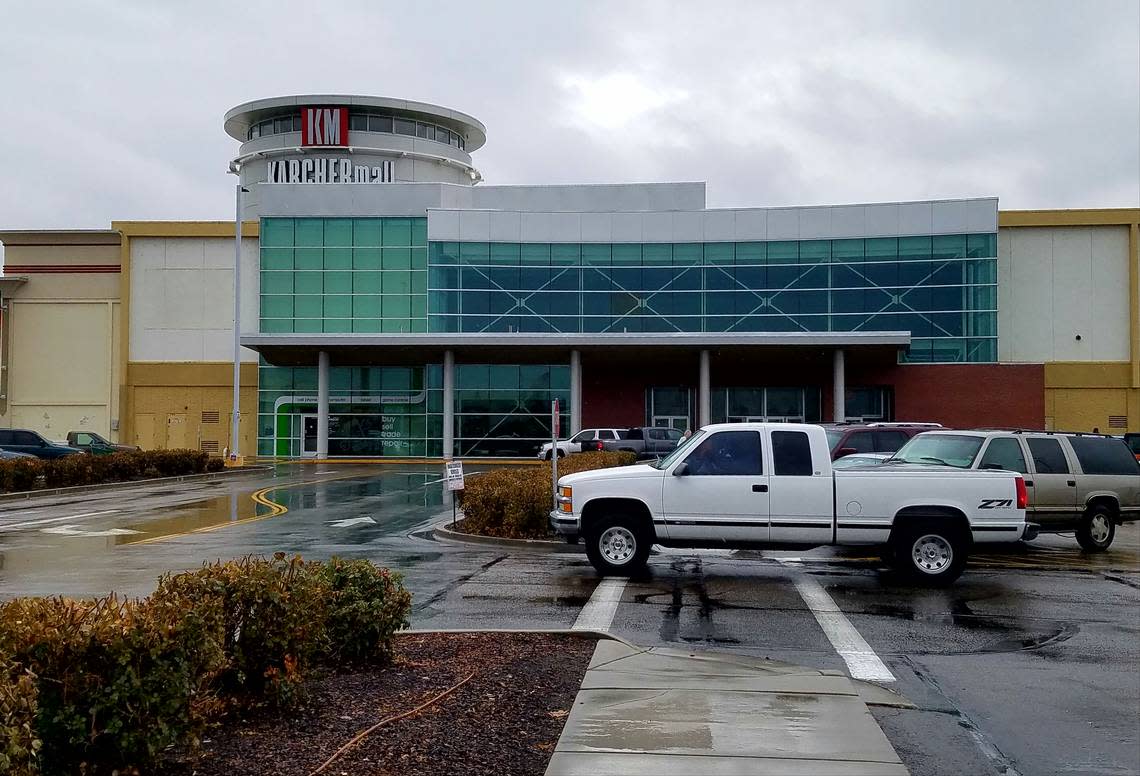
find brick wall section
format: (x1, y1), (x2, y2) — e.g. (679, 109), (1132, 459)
(579, 349), (1045, 430)
(873, 363), (1045, 429)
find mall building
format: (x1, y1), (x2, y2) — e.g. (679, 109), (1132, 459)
(0, 95), (1137, 458)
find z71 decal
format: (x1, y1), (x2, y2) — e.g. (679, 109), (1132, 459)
(978, 498), (1013, 509)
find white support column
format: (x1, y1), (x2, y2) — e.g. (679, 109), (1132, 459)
(570, 350), (582, 435)
(698, 349), (711, 428)
(832, 348), (846, 423)
(443, 350), (455, 459)
(317, 350), (330, 459)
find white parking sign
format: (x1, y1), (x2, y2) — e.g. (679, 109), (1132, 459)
(445, 461), (465, 491)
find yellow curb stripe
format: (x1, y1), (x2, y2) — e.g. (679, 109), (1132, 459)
(124, 472), (373, 546)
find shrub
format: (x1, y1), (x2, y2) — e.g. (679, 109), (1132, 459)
(317, 558), (413, 665)
(0, 449), (222, 493)
(0, 594), (216, 774)
(151, 554), (328, 710)
(459, 451), (637, 538)
(0, 459), (40, 493)
(0, 661), (39, 776)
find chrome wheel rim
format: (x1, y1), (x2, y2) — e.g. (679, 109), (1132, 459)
(912, 534), (953, 574)
(1090, 514), (1111, 543)
(600, 526), (637, 565)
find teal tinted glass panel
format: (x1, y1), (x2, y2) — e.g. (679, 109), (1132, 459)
(260, 217), (427, 334)
(423, 232), (997, 362)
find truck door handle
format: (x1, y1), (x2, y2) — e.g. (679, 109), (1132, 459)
(752, 484), (768, 493)
(1067, 480), (1076, 487)
(1025, 480), (1034, 487)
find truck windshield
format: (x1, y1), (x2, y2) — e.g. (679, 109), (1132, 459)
(891, 434), (984, 468)
(652, 429), (706, 469)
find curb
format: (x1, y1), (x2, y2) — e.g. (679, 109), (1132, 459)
(0, 465), (274, 504)
(401, 627), (639, 650)
(432, 519), (584, 554)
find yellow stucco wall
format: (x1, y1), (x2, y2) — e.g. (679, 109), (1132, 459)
(126, 362), (257, 454)
(1044, 362), (1139, 432)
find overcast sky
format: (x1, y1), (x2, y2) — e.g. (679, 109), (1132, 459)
(1, 0), (1137, 231)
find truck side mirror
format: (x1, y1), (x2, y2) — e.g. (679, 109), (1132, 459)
(673, 461), (689, 476)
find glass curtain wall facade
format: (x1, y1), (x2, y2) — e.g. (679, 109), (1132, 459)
(428, 234), (998, 363)
(260, 217), (428, 333)
(257, 364), (443, 457)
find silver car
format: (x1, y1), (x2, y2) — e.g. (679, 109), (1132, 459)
(891, 430), (1140, 551)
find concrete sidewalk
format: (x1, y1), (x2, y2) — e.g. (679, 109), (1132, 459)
(547, 639), (907, 775)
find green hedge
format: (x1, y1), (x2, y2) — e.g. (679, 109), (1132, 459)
(0, 554), (412, 775)
(458, 451), (638, 538)
(0, 449), (225, 493)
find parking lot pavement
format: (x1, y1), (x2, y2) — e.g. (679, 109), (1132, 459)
(0, 467), (1136, 776)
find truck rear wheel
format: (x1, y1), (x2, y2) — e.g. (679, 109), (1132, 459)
(584, 515), (650, 576)
(891, 522), (968, 586)
(1076, 505), (1115, 552)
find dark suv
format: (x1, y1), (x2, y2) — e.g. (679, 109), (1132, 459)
(0, 429), (82, 459)
(824, 422), (943, 460)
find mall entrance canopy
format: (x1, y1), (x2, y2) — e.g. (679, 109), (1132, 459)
(240, 331), (911, 458)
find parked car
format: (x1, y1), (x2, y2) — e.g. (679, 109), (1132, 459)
(600, 427), (684, 459)
(538, 428), (623, 460)
(0, 429), (83, 459)
(552, 423), (1027, 585)
(1125, 432), (1140, 461)
(0, 449), (37, 460)
(67, 431), (140, 455)
(831, 452), (894, 469)
(889, 429), (1140, 551)
(824, 422), (943, 460)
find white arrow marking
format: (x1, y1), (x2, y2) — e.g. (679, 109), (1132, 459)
(41, 525), (141, 537)
(328, 517), (377, 528)
(0, 510), (121, 531)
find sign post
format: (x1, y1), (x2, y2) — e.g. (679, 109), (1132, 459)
(445, 460), (465, 528)
(551, 398), (560, 506)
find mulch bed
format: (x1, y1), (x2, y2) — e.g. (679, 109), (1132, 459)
(158, 632), (596, 776)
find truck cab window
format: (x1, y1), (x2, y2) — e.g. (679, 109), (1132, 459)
(772, 430), (813, 476)
(684, 431), (762, 476)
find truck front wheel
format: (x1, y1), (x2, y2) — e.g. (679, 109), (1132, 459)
(891, 522), (968, 586)
(584, 515), (650, 576)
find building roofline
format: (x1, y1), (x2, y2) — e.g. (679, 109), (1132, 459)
(999, 208), (1140, 227)
(112, 221), (259, 238)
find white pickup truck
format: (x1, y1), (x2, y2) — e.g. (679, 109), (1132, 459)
(551, 423), (1029, 586)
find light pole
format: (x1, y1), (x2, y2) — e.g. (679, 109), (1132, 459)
(230, 165), (248, 459)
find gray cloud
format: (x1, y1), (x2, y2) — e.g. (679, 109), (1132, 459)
(0, 0), (1135, 231)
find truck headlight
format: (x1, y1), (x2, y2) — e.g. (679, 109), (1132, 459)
(557, 485), (573, 513)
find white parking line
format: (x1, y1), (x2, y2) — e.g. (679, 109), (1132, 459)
(0, 510), (121, 532)
(793, 575), (896, 683)
(572, 577), (627, 632)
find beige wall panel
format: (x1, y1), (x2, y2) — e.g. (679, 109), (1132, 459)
(10, 405), (107, 442)
(1000, 225), (1130, 363)
(1090, 227), (1132, 361)
(133, 413), (160, 449)
(129, 237), (258, 363)
(9, 302), (109, 404)
(6, 273), (120, 301)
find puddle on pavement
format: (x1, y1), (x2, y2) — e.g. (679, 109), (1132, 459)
(0, 470), (448, 580)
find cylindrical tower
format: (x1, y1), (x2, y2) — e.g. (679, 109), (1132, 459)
(223, 95), (486, 189)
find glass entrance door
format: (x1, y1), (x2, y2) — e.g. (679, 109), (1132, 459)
(652, 416), (691, 432)
(301, 415), (319, 457)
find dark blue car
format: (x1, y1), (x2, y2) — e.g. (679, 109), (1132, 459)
(0, 429), (82, 459)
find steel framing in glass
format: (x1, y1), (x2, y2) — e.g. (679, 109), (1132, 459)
(428, 235), (998, 363)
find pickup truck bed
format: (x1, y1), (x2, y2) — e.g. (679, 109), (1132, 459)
(553, 423), (1027, 586)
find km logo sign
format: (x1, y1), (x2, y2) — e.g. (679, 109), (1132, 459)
(301, 107), (348, 147)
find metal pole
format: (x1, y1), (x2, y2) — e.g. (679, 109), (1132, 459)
(231, 183), (243, 458)
(551, 398), (559, 506)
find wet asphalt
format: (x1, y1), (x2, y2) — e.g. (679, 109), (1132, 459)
(0, 465), (1136, 776)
